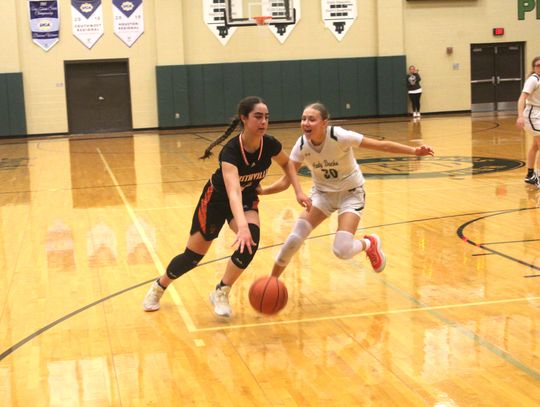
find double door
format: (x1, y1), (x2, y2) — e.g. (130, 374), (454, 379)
(65, 60), (132, 134)
(470, 42), (524, 112)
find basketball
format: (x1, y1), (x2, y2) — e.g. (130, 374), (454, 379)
(248, 276), (288, 315)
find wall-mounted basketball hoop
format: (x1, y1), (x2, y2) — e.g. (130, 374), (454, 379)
(254, 16), (272, 26)
(223, 0), (296, 28)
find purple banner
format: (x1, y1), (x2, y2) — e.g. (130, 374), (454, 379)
(28, 0), (60, 51)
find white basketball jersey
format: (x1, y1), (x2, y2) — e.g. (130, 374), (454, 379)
(523, 74), (540, 106)
(290, 126), (365, 192)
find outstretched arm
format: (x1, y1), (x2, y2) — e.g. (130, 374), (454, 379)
(259, 153), (302, 195)
(262, 151), (311, 209)
(360, 137), (434, 156)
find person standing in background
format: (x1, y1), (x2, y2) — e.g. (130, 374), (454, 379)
(516, 56), (540, 186)
(407, 65), (422, 118)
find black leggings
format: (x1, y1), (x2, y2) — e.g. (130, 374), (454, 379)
(408, 93), (421, 112)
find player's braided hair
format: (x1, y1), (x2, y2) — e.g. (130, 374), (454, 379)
(200, 96), (266, 160)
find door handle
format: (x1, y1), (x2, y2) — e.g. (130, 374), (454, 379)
(470, 78), (495, 84)
(98, 96), (105, 101)
(496, 76), (500, 84)
(498, 77), (522, 82)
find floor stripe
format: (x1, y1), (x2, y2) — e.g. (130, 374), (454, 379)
(192, 295), (540, 332)
(97, 148), (197, 332)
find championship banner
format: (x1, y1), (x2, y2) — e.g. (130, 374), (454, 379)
(266, 0), (300, 44)
(113, 0), (144, 47)
(202, 0), (237, 45)
(321, 0), (357, 41)
(28, 0), (60, 51)
(71, 0), (104, 49)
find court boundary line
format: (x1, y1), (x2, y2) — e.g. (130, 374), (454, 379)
(457, 207), (540, 277)
(191, 295), (540, 332)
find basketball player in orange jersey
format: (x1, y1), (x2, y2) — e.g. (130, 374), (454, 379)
(143, 96), (311, 317)
(259, 102), (434, 278)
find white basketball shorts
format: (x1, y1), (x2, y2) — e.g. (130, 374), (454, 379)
(310, 185), (366, 217)
(525, 105), (540, 137)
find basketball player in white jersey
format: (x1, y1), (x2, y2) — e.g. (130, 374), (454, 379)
(259, 102), (434, 277)
(516, 56), (540, 186)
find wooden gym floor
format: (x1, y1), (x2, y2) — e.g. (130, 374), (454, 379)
(0, 112), (539, 406)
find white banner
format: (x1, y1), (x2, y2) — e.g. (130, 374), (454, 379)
(321, 0), (357, 41)
(113, 0), (144, 47)
(71, 0), (104, 49)
(266, 0), (300, 44)
(202, 0), (238, 45)
(28, 0), (60, 51)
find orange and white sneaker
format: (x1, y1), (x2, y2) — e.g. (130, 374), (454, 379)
(364, 234), (386, 273)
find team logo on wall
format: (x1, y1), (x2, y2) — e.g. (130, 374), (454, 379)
(28, 0), (60, 51)
(113, 0), (144, 47)
(71, 0), (104, 49)
(321, 0), (357, 41)
(298, 157), (524, 178)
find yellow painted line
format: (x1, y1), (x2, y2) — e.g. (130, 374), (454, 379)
(97, 148), (197, 332)
(193, 295), (540, 332)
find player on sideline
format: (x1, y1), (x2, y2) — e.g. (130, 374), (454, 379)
(258, 102), (434, 278)
(143, 96), (311, 317)
(516, 56), (540, 186)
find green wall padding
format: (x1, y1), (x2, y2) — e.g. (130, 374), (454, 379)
(156, 56), (407, 128)
(223, 63), (244, 122)
(281, 61), (303, 120)
(156, 65), (190, 127)
(0, 78), (8, 135)
(377, 56), (407, 116)
(0, 73), (27, 136)
(262, 61), (283, 120)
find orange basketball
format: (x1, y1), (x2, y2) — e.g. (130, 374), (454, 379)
(248, 276), (288, 315)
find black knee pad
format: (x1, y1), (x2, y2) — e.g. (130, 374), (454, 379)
(231, 223), (260, 269)
(166, 248), (204, 279)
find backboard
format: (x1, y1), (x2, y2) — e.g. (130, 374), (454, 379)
(222, 0), (296, 27)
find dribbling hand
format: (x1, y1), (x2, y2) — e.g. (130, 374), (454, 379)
(232, 226), (256, 255)
(415, 145), (434, 156)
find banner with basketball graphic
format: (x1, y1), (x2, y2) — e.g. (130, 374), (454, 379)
(28, 0), (60, 51)
(112, 0), (144, 47)
(71, 0), (104, 49)
(321, 0), (357, 41)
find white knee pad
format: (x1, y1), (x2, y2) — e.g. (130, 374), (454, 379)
(332, 231), (362, 260)
(275, 219), (313, 266)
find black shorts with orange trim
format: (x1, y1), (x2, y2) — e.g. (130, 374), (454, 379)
(190, 181), (260, 241)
